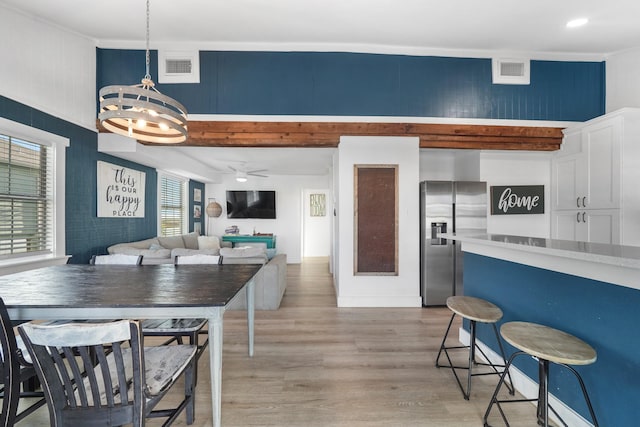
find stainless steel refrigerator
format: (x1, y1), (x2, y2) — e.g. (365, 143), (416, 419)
(420, 181), (487, 306)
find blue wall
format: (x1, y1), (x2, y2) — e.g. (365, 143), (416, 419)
(97, 49), (605, 121)
(1, 95), (207, 263)
(0, 95), (160, 264)
(464, 253), (639, 426)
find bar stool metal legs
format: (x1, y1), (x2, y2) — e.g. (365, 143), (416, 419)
(483, 321), (599, 427)
(436, 296), (514, 400)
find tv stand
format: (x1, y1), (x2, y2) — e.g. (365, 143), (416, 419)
(222, 234), (276, 249)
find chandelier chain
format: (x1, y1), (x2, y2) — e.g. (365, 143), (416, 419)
(145, 0), (151, 80)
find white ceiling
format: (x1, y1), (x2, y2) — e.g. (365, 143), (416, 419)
(5, 0), (639, 180)
(3, 0), (639, 57)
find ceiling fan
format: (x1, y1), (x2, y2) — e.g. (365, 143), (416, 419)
(228, 165), (268, 182)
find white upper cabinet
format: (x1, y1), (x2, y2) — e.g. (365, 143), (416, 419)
(551, 108), (640, 246)
(552, 116), (621, 211)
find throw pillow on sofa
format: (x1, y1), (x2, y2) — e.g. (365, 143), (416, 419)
(182, 231), (199, 249)
(157, 235), (186, 249)
(198, 235), (220, 250)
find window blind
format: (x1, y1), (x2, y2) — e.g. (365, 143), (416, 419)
(0, 134), (53, 258)
(160, 175), (185, 236)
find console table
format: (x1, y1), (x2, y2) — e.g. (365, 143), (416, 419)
(222, 234), (276, 249)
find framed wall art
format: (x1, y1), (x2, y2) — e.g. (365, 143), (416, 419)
(97, 161), (145, 218)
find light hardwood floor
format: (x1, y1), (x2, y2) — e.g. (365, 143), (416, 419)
(17, 257), (541, 426)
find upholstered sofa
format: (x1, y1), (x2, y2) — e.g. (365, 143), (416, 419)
(226, 253), (287, 310)
(107, 232), (228, 265)
(107, 233), (287, 309)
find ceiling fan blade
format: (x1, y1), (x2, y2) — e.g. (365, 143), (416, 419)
(247, 169), (268, 174)
(248, 173), (268, 178)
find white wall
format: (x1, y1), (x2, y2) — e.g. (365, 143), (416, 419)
(336, 136), (421, 307)
(205, 174), (329, 264)
(480, 151), (552, 238)
(419, 150), (456, 181)
(302, 189), (331, 257)
(606, 48), (640, 113)
(419, 149), (552, 238)
(0, 5), (96, 130)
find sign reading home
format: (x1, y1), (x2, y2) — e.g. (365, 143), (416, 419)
(490, 185), (544, 215)
(97, 161), (145, 218)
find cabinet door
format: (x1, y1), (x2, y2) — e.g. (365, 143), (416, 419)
(552, 154), (585, 210)
(551, 210), (583, 241)
(584, 209), (620, 244)
(583, 118), (621, 209)
(552, 132), (585, 211)
(552, 209), (620, 244)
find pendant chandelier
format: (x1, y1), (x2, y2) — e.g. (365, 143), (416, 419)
(98, 0), (188, 144)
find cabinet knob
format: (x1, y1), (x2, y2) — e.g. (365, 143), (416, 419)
(577, 197), (581, 208)
(577, 212), (581, 223)
(582, 196), (587, 207)
(582, 212), (586, 223)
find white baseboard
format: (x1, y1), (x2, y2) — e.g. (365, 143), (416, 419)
(336, 295), (421, 307)
(458, 327), (594, 427)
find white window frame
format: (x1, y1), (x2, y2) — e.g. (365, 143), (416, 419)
(157, 171), (188, 237)
(0, 117), (69, 274)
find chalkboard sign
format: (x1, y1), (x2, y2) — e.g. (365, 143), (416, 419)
(490, 185), (544, 215)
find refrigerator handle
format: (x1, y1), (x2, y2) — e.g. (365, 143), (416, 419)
(430, 222), (447, 245)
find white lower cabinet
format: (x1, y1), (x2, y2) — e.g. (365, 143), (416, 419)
(552, 209), (620, 244)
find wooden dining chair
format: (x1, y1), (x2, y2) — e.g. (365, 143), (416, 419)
(139, 254), (221, 422)
(17, 320), (197, 427)
(0, 297), (46, 427)
(87, 254), (209, 423)
(89, 254), (142, 265)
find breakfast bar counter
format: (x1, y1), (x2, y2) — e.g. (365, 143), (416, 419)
(440, 233), (640, 427)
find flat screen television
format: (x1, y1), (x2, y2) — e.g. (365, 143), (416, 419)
(226, 190), (276, 219)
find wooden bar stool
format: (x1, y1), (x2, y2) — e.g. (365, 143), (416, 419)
(483, 321), (599, 427)
(436, 296), (513, 400)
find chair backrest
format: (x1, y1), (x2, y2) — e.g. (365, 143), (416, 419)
(0, 297), (20, 427)
(174, 254), (221, 265)
(90, 254), (143, 265)
(18, 320), (145, 427)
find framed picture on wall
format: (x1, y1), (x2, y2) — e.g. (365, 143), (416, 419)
(194, 205), (201, 219)
(97, 161), (146, 218)
(310, 193), (326, 216)
(194, 222), (202, 235)
(194, 188), (202, 203)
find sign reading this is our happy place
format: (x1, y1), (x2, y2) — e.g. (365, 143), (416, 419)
(490, 185), (544, 215)
(97, 161), (145, 218)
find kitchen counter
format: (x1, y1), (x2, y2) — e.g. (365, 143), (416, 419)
(439, 233), (640, 289)
(442, 233), (640, 426)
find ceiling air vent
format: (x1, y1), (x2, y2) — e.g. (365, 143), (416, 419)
(492, 58), (530, 85)
(158, 50), (200, 84)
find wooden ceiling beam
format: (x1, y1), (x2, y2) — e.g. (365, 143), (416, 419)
(97, 119), (565, 151)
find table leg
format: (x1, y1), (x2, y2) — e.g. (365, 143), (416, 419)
(246, 278), (255, 357)
(209, 311), (223, 427)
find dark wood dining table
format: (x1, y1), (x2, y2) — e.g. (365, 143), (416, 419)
(0, 263), (263, 427)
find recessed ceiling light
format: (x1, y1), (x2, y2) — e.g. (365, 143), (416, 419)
(567, 18), (589, 28)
